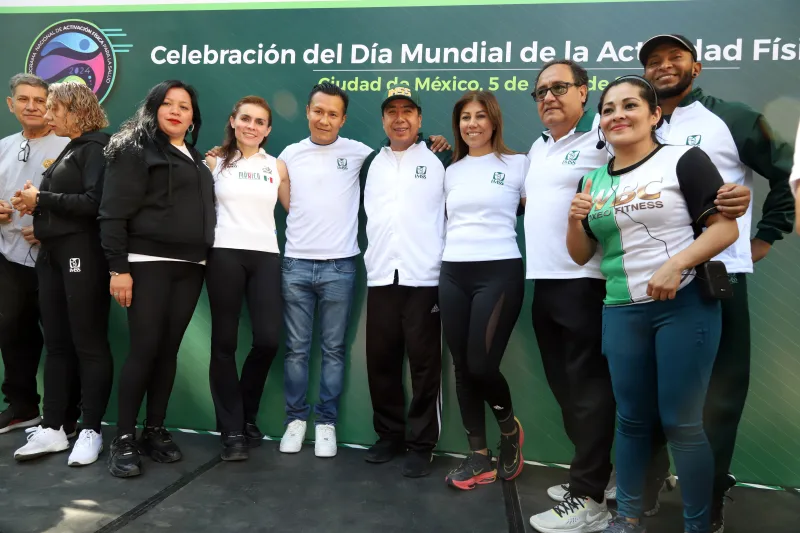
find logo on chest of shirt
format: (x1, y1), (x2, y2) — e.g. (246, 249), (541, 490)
(491, 172), (505, 185)
(337, 158), (348, 170)
(262, 167), (274, 183)
(686, 135), (702, 146)
(238, 171), (263, 181)
(69, 258), (81, 273)
(415, 166), (427, 179)
(563, 150), (581, 165)
(42, 159), (55, 169)
(588, 178), (665, 221)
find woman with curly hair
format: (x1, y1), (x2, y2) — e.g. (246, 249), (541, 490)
(11, 81), (112, 467)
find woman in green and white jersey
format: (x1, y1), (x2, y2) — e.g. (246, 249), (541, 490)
(566, 76), (739, 533)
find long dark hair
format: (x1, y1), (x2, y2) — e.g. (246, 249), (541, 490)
(219, 96), (272, 172)
(451, 90), (519, 164)
(105, 80), (202, 159)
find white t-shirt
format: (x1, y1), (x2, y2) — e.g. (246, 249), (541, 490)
(443, 152), (529, 262)
(524, 113), (606, 279)
(279, 136), (373, 260)
(0, 131), (69, 266)
(212, 149), (280, 254)
(363, 141), (446, 286)
(790, 121), (800, 197)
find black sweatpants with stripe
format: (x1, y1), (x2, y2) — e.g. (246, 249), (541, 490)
(366, 281), (442, 452)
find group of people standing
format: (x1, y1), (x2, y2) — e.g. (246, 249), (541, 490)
(0, 32), (797, 533)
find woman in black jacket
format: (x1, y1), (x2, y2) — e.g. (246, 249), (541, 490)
(10, 82), (112, 467)
(99, 80), (216, 478)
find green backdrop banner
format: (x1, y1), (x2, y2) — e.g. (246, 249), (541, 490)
(1, 0), (798, 488)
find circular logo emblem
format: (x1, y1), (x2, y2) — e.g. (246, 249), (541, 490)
(25, 19), (116, 103)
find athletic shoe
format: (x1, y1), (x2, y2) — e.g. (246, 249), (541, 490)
(530, 492), (612, 533)
(548, 469), (618, 502)
(364, 439), (405, 464)
(68, 429), (103, 466)
(711, 474), (736, 533)
(0, 408), (41, 435)
(139, 425), (182, 463)
(314, 424), (337, 458)
(602, 519), (647, 532)
(402, 450), (433, 478)
(497, 417), (524, 480)
(220, 432), (249, 461)
(643, 472), (677, 516)
(279, 420), (306, 453)
(14, 426), (69, 461)
(244, 422), (263, 448)
(445, 451), (497, 490)
(108, 434), (141, 478)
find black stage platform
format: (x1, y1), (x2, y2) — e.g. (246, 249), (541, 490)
(0, 428), (797, 532)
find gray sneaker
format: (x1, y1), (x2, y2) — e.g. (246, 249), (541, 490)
(604, 519), (647, 532)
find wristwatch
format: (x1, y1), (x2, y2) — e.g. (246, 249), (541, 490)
(109, 271), (120, 276)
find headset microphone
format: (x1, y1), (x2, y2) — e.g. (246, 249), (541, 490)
(596, 139), (606, 150)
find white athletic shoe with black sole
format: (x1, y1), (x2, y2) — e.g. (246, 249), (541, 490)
(14, 426), (69, 461)
(547, 469), (617, 502)
(68, 429), (103, 466)
(530, 493), (612, 533)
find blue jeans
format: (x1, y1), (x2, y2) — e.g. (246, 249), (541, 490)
(603, 280), (720, 533)
(281, 256), (357, 426)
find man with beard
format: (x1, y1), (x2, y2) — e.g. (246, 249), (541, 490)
(640, 34), (795, 533)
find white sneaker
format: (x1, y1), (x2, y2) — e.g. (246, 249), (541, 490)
(14, 426), (69, 461)
(279, 420), (307, 453)
(314, 424), (337, 458)
(68, 429), (103, 466)
(530, 494), (611, 533)
(547, 469), (617, 502)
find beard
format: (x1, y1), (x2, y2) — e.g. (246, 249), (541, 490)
(654, 70), (694, 99)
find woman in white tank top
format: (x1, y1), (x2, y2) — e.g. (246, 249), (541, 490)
(204, 96), (289, 461)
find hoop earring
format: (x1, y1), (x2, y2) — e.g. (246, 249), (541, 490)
(188, 124), (195, 133)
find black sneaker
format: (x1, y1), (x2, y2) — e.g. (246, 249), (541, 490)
(445, 451), (496, 490)
(643, 471), (677, 516)
(402, 450), (433, 478)
(220, 432), (249, 461)
(711, 474), (736, 533)
(0, 408), (41, 435)
(140, 425), (182, 463)
(497, 417), (524, 481)
(364, 439), (405, 463)
(244, 422), (263, 448)
(108, 434), (142, 478)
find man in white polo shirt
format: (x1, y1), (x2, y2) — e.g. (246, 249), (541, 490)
(525, 60), (618, 533)
(360, 87), (448, 478)
(277, 82), (373, 459)
(0, 73), (75, 435)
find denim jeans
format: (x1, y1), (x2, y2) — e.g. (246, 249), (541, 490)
(281, 256), (357, 426)
(603, 280), (721, 533)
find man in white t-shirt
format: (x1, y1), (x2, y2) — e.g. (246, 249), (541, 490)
(360, 87), (448, 478)
(277, 83), (374, 459)
(0, 74), (75, 435)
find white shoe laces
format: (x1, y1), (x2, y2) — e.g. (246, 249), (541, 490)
(74, 430), (99, 450)
(286, 420), (305, 438)
(316, 425), (335, 441)
(24, 425), (46, 441)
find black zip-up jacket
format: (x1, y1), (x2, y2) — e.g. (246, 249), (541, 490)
(98, 132), (216, 274)
(33, 131), (110, 244)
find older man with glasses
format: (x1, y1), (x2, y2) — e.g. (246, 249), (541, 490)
(0, 73), (74, 436)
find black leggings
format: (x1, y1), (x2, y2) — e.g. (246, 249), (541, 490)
(439, 259), (524, 450)
(116, 261), (204, 437)
(205, 248), (282, 433)
(37, 232), (111, 432)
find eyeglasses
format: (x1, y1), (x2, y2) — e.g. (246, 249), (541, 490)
(18, 139), (30, 163)
(531, 82), (577, 102)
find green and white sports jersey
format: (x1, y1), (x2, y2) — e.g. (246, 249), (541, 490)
(582, 145), (723, 306)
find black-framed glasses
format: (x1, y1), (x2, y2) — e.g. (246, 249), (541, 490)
(531, 82), (577, 102)
(18, 139), (30, 162)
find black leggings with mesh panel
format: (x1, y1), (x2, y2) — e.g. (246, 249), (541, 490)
(439, 258), (525, 451)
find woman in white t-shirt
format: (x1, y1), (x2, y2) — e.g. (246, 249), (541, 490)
(204, 96), (289, 462)
(440, 91), (529, 490)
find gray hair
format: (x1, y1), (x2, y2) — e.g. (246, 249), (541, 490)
(9, 73), (49, 96)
